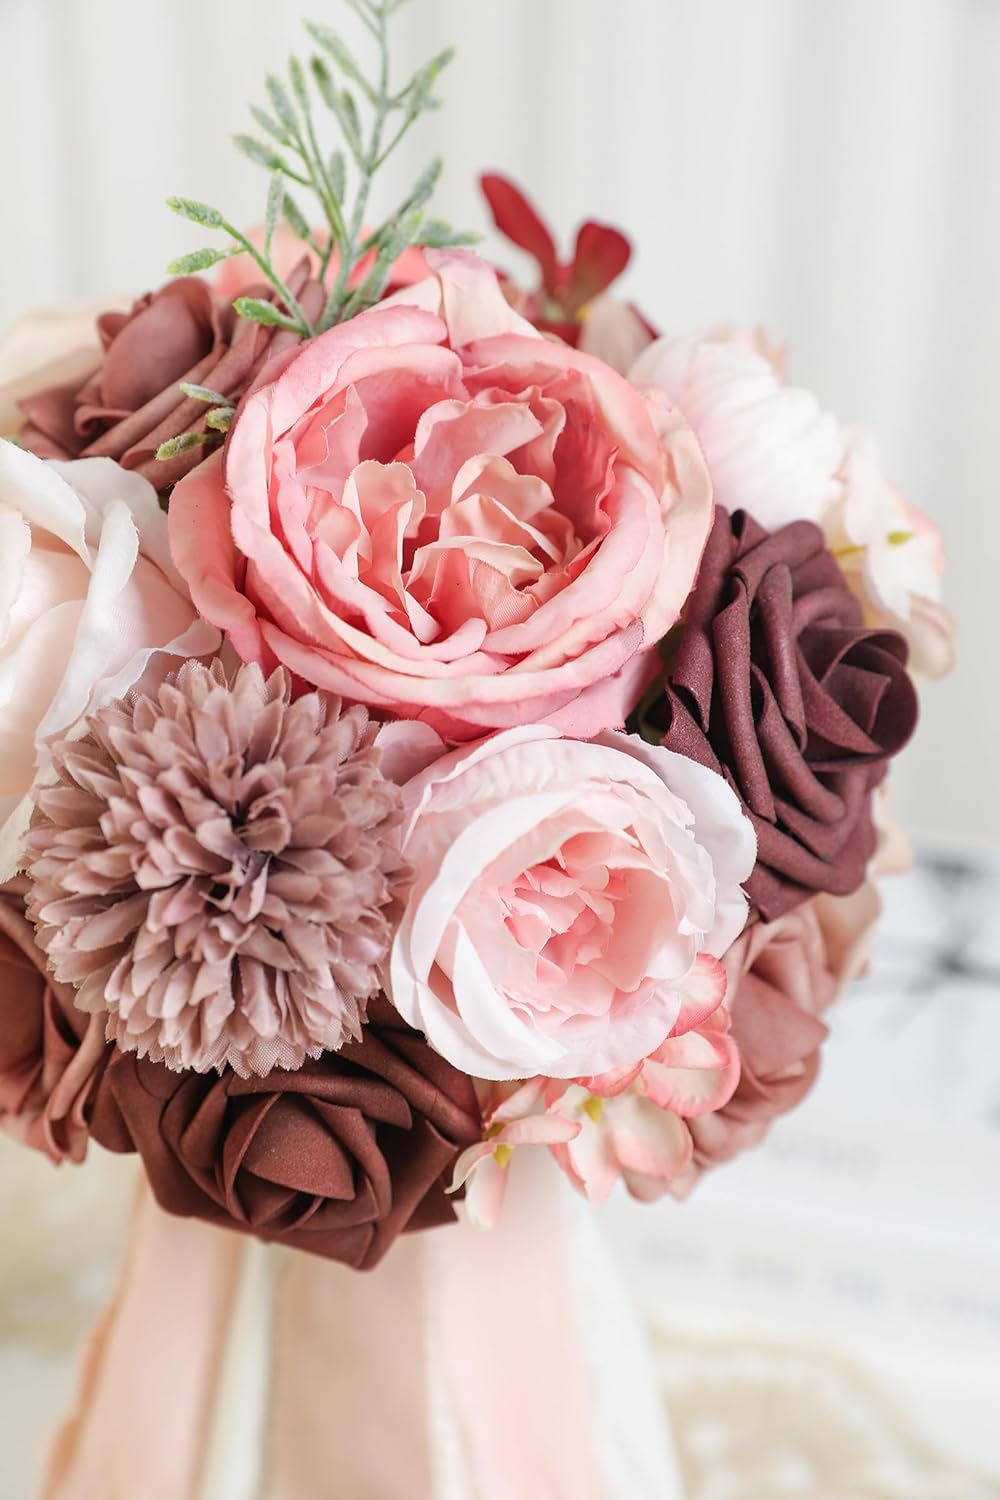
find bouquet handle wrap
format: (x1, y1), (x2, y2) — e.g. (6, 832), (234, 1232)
(41, 1185), (245, 1500)
(41, 1155), (682, 1500)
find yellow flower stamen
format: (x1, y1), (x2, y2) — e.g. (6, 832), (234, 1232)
(887, 529), (914, 546)
(582, 1095), (604, 1125)
(493, 1143), (514, 1169)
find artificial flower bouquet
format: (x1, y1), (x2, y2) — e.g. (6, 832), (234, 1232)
(1, 2), (953, 1290)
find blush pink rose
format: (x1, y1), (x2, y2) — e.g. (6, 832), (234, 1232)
(169, 251), (713, 740)
(680, 881), (881, 1178)
(0, 443), (220, 879)
(385, 723), (755, 1081)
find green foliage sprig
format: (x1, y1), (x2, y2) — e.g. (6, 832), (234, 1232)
(166, 0), (473, 340)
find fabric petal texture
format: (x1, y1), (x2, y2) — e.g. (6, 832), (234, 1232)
(0, 442), (219, 881)
(90, 995), (481, 1269)
(639, 507), (918, 917)
(0, 878), (110, 1162)
(169, 252), (712, 741)
(387, 724), (755, 1082)
(25, 660), (409, 1078)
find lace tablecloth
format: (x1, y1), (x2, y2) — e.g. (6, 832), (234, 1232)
(2, 852), (999, 1498)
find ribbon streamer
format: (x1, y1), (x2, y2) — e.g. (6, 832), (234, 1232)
(40, 1155), (678, 1499)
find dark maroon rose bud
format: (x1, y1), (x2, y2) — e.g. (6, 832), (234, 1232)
(90, 998), (482, 1271)
(0, 880), (110, 1163)
(19, 266), (323, 490)
(640, 508), (918, 919)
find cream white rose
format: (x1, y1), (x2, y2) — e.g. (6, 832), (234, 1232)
(631, 325), (842, 529)
(0, 442), (220, 877)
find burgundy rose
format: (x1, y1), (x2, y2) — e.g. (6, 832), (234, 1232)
(91, 998), (482, 1270)
(19, 266), (323, 490)
(687, 883), (880, 1171)
(0, 880), (109, 1163)
(642, 508), (918, 918)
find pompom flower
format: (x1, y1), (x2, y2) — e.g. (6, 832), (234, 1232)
(25, 661), (408, 1078)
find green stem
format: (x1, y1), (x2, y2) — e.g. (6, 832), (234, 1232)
(318, 0), (392, 331)
(298, 106), (350, 260)
(222, 222), (316, 335)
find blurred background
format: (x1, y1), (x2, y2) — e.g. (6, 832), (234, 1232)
(0, 1), (998, 1496)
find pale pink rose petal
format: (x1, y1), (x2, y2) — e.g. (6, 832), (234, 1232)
(0, 306), (108, 438)
(632, 327), (842, 530)
(0, 444), (219, 880)
(668, 952), (729, 1036)
(578, 295), (655, 375)
(641, 1016), (741, 1118)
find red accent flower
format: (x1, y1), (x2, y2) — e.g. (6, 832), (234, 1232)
(480, 173), (634, 341)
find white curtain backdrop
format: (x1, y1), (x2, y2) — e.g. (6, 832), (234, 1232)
(1, 0), (995, 847)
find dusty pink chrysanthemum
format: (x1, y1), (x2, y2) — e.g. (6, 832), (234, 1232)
(25, 660), (409, 1078)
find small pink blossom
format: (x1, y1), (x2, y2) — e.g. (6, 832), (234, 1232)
(824, 431), (955, 678)
(451, 992), (739, 1228)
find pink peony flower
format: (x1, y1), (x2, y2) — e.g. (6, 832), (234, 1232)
(824, 430), (955, 678)
(169, 251), (713, 741)
(386, 723), (755, 1081)
(452, 995), (739, 1228)
(0, 443), (219, 880)
(631, 325), (842, 530)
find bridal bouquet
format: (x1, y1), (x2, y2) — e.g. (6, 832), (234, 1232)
(0, 1), (952, 1274)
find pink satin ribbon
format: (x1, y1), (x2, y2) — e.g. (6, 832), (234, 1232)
(44, 1157), (605, 1500)
(423, 1150), (605, 1500)
(43, 1182), (243, 1500)
(263, 1151), (604, 1499)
